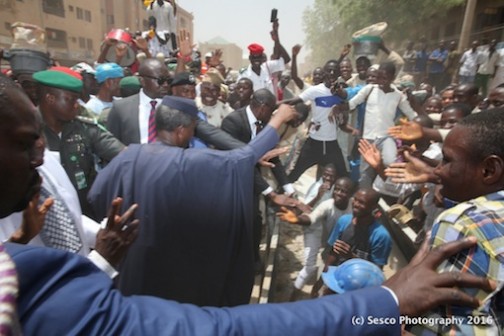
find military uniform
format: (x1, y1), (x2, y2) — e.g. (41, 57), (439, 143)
(43, 115), (124, 219)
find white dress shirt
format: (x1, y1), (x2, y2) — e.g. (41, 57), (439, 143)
(138, 89), (162, 144)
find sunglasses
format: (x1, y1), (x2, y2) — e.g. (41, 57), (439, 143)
(141, 75), (172, 86)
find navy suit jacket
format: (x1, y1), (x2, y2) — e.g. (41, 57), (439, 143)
(7, 243), (400, 335)
(221, 107), (290, 193)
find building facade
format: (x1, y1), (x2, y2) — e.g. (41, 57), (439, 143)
(0, 0), (193, 66)
(199, 37), (243, 71)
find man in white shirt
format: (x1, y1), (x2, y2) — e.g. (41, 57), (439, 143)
(285, 59), (349, 184)
(335, 62), (419, 188)
(237, 21), (290, 98)
(458, 40), (481, 85)
(475, 39), (500, 97)
(278, 176), (353, 296)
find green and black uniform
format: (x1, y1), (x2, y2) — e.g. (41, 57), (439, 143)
(43, 116), (124, 219)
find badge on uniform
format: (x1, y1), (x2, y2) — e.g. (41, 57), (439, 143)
(75, 171), (87, 190)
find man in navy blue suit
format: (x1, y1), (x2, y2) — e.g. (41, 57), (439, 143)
(0, 74), (495, 335)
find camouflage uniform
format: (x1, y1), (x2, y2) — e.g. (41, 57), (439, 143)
(43, 116), (124, 219)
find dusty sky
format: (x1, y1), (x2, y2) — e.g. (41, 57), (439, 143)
(178, 0), (314, 63)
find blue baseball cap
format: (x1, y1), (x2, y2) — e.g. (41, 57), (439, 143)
(95, 62), (124, 83)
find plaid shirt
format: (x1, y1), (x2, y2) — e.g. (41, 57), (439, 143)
(410, 191), (504, 335)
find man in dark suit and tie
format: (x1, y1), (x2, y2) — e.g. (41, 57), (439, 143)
(221, 88), (295, 270)
(107, 58), (171, 145)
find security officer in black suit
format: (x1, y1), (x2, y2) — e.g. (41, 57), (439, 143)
(33, 67), (125, 219)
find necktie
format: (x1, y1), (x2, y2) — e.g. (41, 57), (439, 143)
(255, 120), (264, 135)
(38, 174), (82, 253)
(148, 100), (157, 143)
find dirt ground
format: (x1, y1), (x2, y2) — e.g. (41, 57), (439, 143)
(270, 167), (321, 303)
(271, 222), (320, 302)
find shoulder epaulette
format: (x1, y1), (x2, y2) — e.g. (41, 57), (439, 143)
(76, 115), (98, 125)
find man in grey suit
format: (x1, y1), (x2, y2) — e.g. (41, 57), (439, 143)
(107, 59), (171, 145)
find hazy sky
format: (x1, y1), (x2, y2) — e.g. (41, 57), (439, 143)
(178, 0), (314, 63)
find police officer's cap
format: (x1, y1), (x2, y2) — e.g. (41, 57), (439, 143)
(161, 96), (198, 118)
(33, 67), (83, 93)
(120, 76), (141, 89)
(171, 72), (196, 87)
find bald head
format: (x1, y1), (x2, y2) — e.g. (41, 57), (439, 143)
(454, 84), (479, 108)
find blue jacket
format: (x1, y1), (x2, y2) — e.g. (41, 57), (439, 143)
(7, 243), (401, 335)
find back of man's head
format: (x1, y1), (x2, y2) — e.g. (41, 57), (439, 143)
(250, 88), (276, 108)
(458, 107), (504, 162)
(0, 74), (21, 124)
(156, 105), (193, 132)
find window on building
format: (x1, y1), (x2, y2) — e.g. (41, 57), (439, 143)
(79, 37), (86, 49)
(4, 22), (11, 31)
(85, 10), (91, 22)
(475, 6), (504, 30)
(42, 0), (65, 17)
(107, 15), (114, 25)
(46, 28), (67, 49)
(86, 39), (93, 50)
(76, 7), (83, 20)
(68, 5), (73, 12)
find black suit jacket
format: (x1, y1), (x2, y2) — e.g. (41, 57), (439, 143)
(221, 107), (289, 193)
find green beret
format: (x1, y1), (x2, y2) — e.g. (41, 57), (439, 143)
(33, 70), (83, 93)
(119, 76), (141, 89)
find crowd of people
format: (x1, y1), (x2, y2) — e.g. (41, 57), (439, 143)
(0, 4), (504, 334)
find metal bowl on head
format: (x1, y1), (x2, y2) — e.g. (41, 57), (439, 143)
(102, 29), (136, 67)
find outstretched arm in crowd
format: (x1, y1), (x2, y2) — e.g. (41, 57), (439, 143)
(271, 20), (291, 65)
(291, 44), (304, 90)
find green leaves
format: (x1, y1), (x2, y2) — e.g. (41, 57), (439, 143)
(302, 0), (464, 67)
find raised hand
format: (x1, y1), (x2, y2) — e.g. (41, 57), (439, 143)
(208, 49), (222, 67)
(177, 29), (195, 57)
(358, 139), (382, 169)
(384, 151), (437, 184)
(10, 192), (54, 244)
(292, 44), (302, 56)
(94, 197), (140, 266)
(388, 119), (424, 141)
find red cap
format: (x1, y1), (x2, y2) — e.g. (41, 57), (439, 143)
(49, 66), (83, 80)
(248, 43), (264, 56)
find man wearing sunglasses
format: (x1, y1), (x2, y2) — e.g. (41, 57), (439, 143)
(107, 58), (172, 145)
